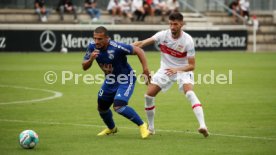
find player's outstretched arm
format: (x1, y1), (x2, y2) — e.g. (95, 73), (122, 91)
(82, 50), (99, 71)
(132, 38), (155, 48)
(132, 46), (151, 84)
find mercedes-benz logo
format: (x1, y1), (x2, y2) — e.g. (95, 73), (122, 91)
(40, 30), (56, 52)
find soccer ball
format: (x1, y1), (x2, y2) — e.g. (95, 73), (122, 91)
(19, 130), (39, 149)
(60, 47), (68, 53)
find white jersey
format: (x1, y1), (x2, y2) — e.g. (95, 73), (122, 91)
(152, 29), (195, 69)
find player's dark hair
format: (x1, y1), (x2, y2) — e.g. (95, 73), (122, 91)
(169, 12), (184, 21)
(94, 26), (109, 36)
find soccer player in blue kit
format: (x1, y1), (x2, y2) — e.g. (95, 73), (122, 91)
(82, 26), (151, 139)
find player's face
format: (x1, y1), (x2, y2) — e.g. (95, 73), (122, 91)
(169, 20), (183, 37)
(93, 32), (109, 49)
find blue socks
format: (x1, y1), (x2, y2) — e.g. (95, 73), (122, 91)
(99, 109), (115, 129)
(99, 106), (144, 128)
(115, 106), (143, 126)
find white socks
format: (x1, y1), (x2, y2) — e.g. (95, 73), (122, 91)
(186, 91), (207, 128)
(144, 94), (155, 131)
(144, 91), (207, 132)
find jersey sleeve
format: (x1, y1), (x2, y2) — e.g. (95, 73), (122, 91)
(116, 42), (133, 55)
(83, 42), (95, 60)
(186, 35), (196, 57)
(151, 30), (164, 43)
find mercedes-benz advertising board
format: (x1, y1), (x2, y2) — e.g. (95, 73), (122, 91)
(0, 26), (247, 52)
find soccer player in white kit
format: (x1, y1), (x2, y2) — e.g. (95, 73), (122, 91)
(133, 12), (209, 137)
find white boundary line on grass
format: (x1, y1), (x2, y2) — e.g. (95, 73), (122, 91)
(0, 118), (275, 141)
(0, 85), (63, 105)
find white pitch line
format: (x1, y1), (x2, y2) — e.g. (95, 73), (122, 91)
(0, 118), (275, 141)
(0, 85), (63, 105)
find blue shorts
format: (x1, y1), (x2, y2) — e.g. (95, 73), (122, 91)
(98, 76), (136, 104)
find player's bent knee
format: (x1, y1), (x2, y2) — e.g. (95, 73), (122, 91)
(183, 84), (193, 94)
(113, 106), (121, 111)
(146, 92), (157, 97)
(146, 84), (161, 97)
(113, 99), (127, 111)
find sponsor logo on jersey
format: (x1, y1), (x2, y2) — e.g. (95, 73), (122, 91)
(159, 44), (187, 58)
(107, 50), (115, 60)
(176, 45), (184, 52)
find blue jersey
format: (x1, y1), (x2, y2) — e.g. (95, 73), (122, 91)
(84, 40), (136, 103)
(84, 40), (134, 77)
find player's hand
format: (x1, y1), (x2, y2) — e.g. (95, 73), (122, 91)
(165, 68), (178, 76)
(142, 69), (151, 85)
(90, 49), (99, 61)
(132, 41), (139, 46)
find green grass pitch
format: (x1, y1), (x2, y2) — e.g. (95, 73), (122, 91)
(0, 52), (276, 155)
